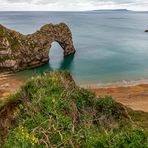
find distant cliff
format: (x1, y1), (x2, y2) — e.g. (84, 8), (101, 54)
(0, 23), (76, 71)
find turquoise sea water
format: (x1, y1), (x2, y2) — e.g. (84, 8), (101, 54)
(0, 11), (148, 84)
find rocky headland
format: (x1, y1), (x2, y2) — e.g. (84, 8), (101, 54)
(0, 23), (76, 71)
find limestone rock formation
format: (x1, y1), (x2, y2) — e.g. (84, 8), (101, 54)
(0, 23), (76, 71)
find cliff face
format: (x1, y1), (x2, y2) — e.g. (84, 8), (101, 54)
(0, 23), (76, 71)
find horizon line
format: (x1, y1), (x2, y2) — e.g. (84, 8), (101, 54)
(0, 9), (148, 12)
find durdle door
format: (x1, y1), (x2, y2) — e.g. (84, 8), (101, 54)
(0, 23), (76, 72)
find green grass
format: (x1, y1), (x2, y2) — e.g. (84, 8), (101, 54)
(128, 108), (148, 129)
(0, 71), (148, 147)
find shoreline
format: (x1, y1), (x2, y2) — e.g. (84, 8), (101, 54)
(78, 78), (148, 89)
(0, 73), (148, 112)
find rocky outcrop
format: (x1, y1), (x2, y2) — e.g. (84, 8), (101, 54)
(0, 23), (76, 71)
(145, 30), (148, 32)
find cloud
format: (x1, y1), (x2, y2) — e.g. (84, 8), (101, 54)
(0, 0), (147, 11)
(4, 0), (31, 3)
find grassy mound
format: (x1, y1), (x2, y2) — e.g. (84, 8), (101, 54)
(0, 71), (148, 147)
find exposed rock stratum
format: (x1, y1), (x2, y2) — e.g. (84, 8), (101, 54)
(0, 23), (76, 71)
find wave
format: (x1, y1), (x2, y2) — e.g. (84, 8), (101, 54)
(78, 78), (148, 89)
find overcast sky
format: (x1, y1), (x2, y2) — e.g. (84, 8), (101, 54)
(0, 0), (148, 11)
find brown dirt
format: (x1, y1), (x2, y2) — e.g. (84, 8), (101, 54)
(0, 74), (25, 100)
(89, 84), (148, 112)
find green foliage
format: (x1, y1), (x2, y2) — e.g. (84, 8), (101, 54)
(96, 96), (114, 115)
(112, 128), (148, 148)
(2, 71), (148, 147)
(71, 88), (96, 110)
(128, 108), (148, 129)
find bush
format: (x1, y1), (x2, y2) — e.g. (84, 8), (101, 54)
(96, 96), (114, 115)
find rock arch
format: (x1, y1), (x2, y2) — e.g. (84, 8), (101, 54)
(0, 23), (76, 71)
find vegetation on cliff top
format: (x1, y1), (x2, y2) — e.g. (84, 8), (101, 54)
(0, 71), (148, 147)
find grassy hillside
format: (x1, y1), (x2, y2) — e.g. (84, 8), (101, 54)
(0, 71), (148, 147)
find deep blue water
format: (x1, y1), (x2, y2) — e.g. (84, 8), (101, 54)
(0, 11), (148, 84)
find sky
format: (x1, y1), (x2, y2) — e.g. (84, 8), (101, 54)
(0, 0), (148, 11)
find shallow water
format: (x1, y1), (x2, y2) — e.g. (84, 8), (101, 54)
(0, 11), (148, 84)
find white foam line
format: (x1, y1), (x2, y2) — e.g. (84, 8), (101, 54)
(77, 78), (148, 89)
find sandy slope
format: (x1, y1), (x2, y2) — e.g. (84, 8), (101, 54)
(0, 74), (25, 100)
(89, 84), (148, 112)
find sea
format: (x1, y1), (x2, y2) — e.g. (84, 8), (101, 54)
(0, 10), (148, 86)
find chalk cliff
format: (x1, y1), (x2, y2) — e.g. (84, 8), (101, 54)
(0, 23), (76, 71)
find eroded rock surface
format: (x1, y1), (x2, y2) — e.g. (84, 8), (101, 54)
(0, 23), (76, 71)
